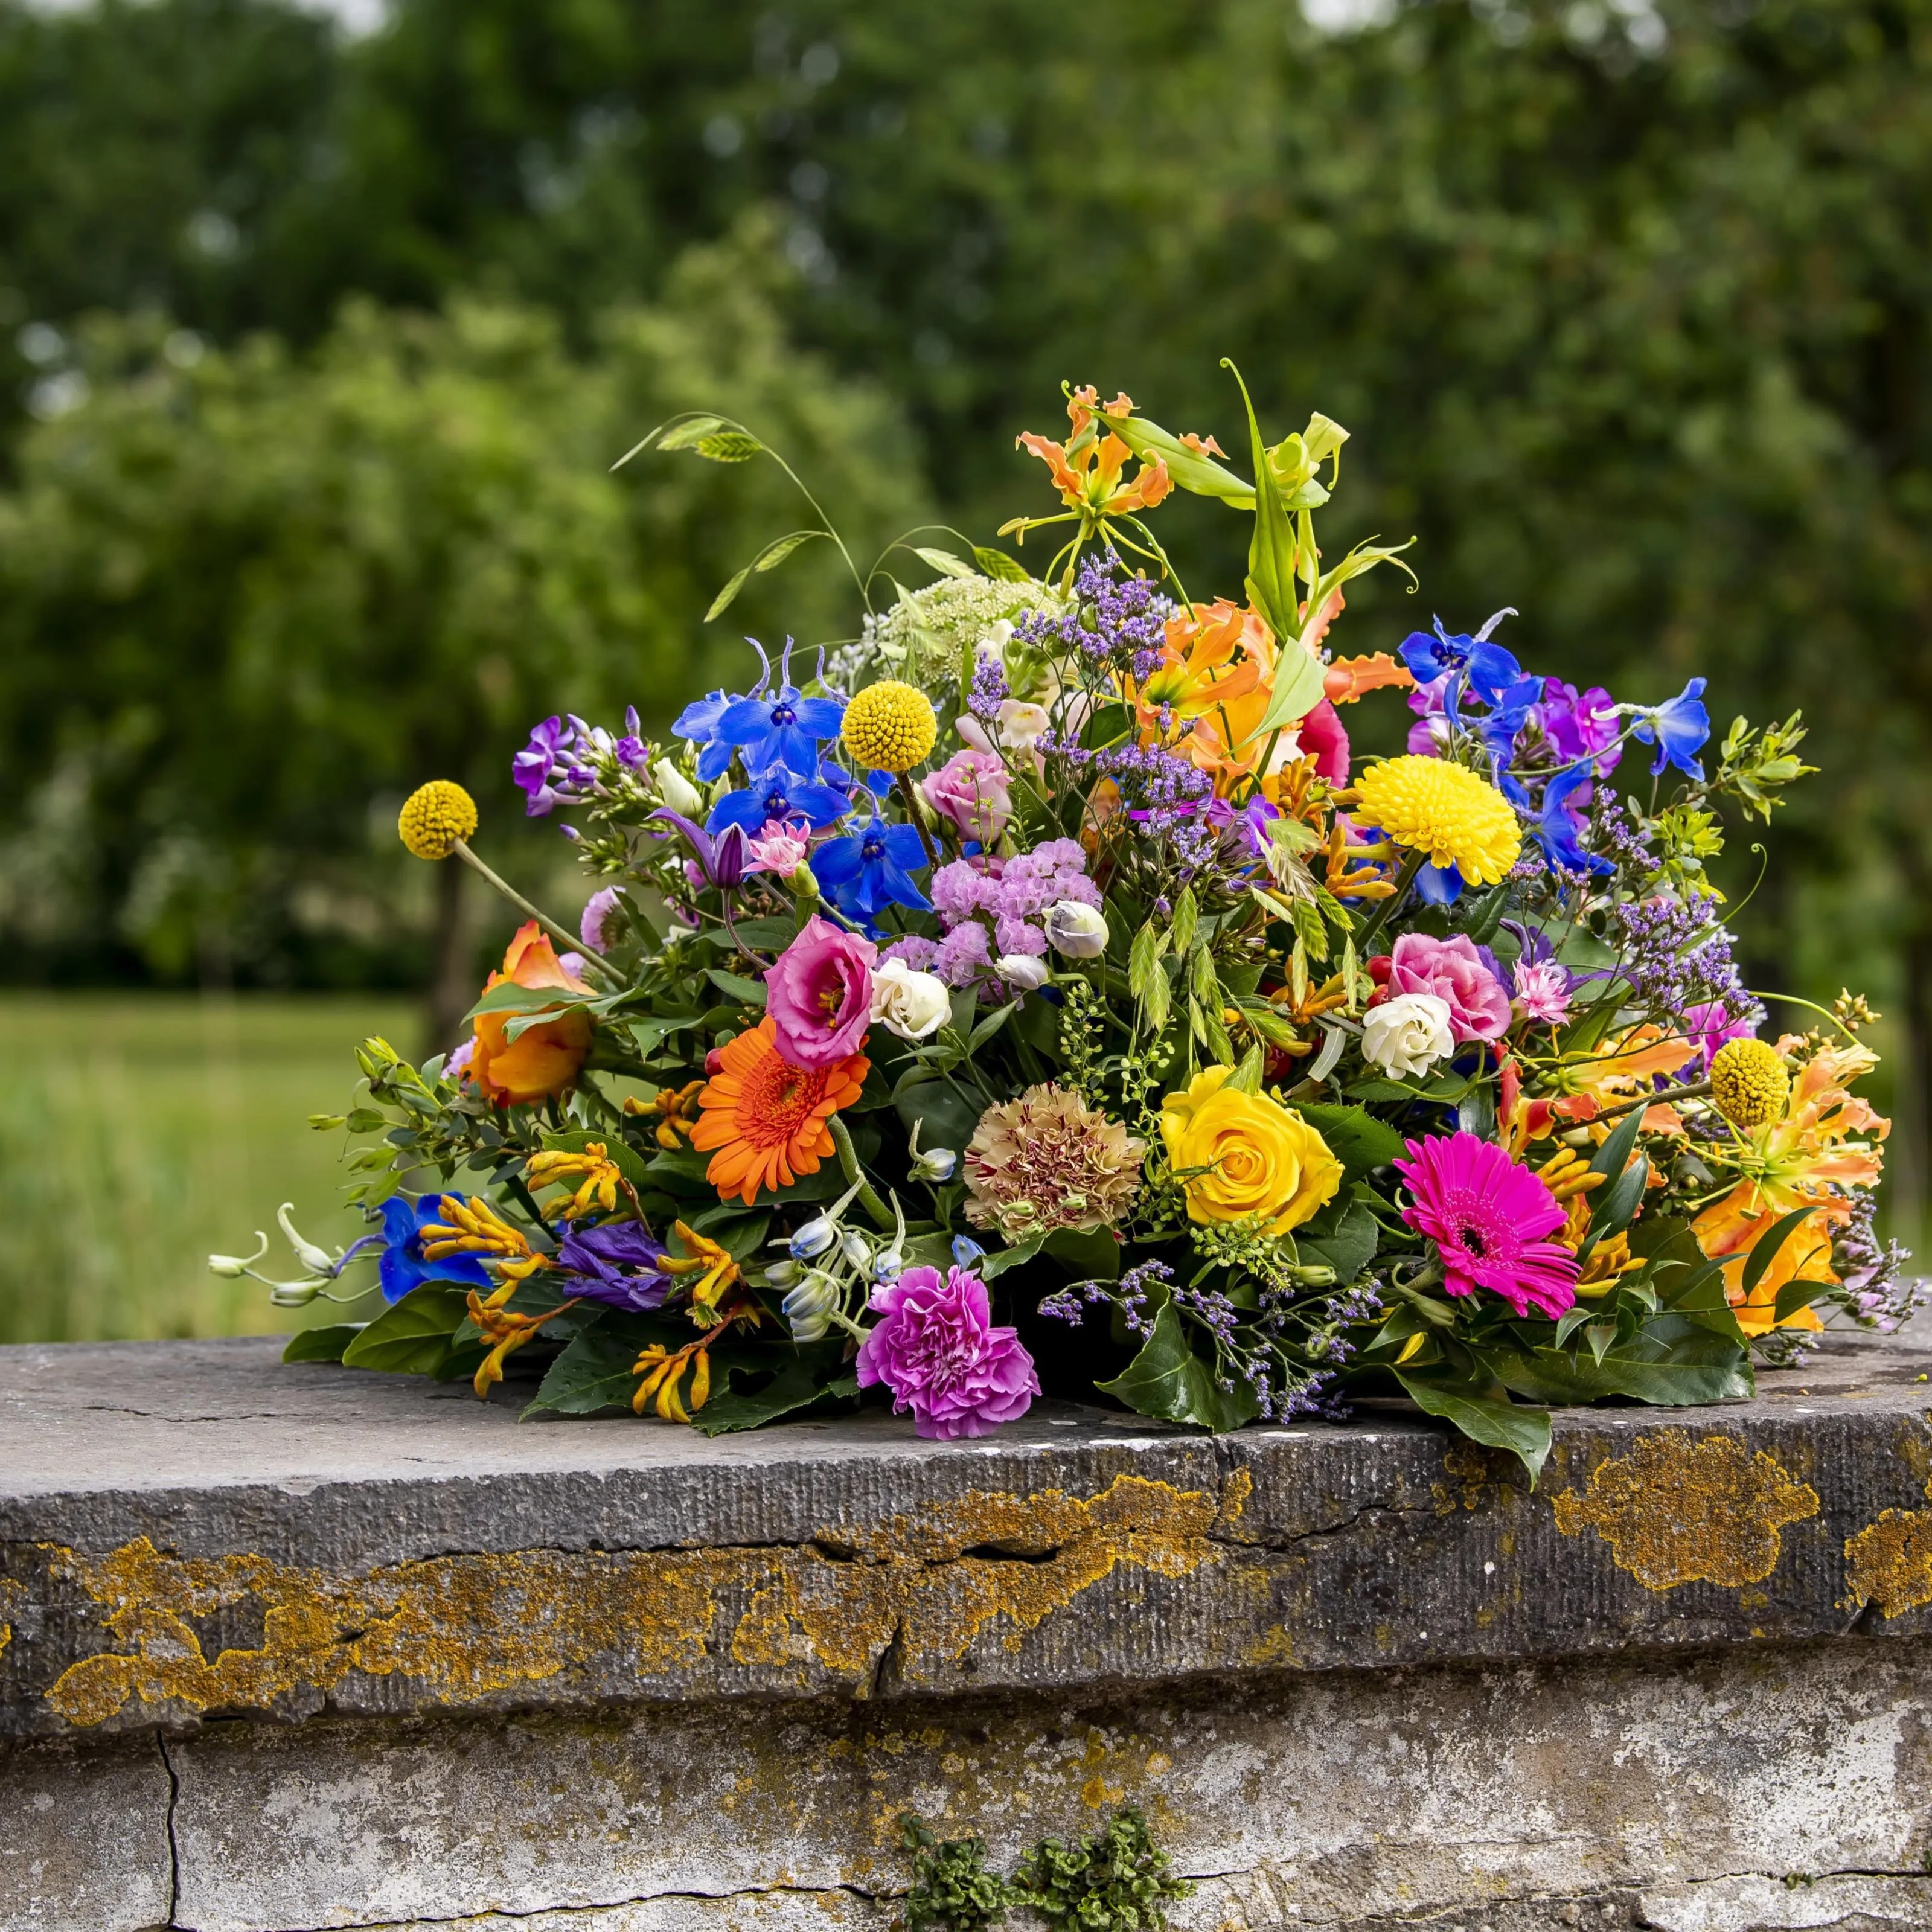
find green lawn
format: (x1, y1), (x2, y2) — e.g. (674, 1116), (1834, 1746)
(0, 993), (416, 1343)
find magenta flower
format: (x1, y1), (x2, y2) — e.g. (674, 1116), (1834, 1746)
(1395, 1131), (1581, 1320)
(763, 915), (876, 1069)
(1386, 933), (1512, 1044)
(1681, 999), (1755, 1072)
(1512, 956), (1573, 1025)
(854, 1265), (1040, 1439)
(746, 816), (811, 875)
(920, 748), (1013, 845)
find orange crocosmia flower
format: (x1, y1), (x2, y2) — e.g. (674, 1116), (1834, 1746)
(467, 921), (594, 1107)
(689, 1016), (869, 1207)
(1691, 1037), (1889, 1337)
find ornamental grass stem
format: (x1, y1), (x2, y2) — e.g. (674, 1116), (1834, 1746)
(451, 840), (618, 985)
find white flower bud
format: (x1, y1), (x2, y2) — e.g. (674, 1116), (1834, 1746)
(869, 957), (951, 1040)
(912, 1145), (958, 1183)
(783, 1271), (839, 1343)
(788, 1217), (839, 1261)
(1360, 992), (1456, 1079)
(1045, 900), (1109, 959)
(840, 1229), (873, 1271)
(996, 953), (1051, 991)
(208, 1232), (269, 1278)
(651, 756), (705, 819)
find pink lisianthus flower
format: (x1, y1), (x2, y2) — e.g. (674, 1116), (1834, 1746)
(1384, 933), (1512, 1044)
(1681, 999), (1756, 1072)
(763, 915), (876, 1069)
(854, 1264), (1040, 1439)
(920, 748), (1013, 845)
(746, 816), (813, 874)
(1395, 1131), (1581, 1320)
(1512, 956), (1573, 1025)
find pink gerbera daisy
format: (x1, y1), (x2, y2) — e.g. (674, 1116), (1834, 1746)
(1394, 1130), (1581, 1319)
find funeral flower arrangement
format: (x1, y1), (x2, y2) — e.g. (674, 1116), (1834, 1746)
(222, 373), (1916, 1475)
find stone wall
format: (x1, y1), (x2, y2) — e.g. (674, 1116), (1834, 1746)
(5, 1335), (1932, 1932)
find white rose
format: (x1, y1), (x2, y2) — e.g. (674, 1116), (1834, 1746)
(651, 756), (705, 819)
(1361, 993), (1456, 1079)
(995, 953), (1051, 991)
(870, 958), (951, 1040)
(1045, 900), (1109, 959)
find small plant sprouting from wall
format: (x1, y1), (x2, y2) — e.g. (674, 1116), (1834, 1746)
(897, 1808), (1192, 1932)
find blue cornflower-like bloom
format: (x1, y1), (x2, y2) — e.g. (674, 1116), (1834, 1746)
(814, 812), (932, 923)
(671, 689), (743, 784)
(1412, 860), (1465, 907)
(1631, 677), (1710, 781)
(707, 762), (851, 838)
(554, 1220), (674, 1314)
(714, 642), (846, 774)
(1398, 610), (1524, 709)
(1529, 765), (1614, 876)
(1480, 676), (1547, 797)
(376, 1194), (491, 1304)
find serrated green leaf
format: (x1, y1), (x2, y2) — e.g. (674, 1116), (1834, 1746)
(1291, 1102), (1406, 1177)
(973, 545), (1032, 583)
(1396, 1369), (1550, 1483)
(979, 1233), (1046, 1280)
(520, 1316), (642, 1417)
(693, 1352), (857, 1435)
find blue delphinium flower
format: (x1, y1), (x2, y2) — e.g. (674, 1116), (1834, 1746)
(1398, 610), (1523, 709)
(672, 688), (747, 783)
(376, 1194), (491, 1303)
(815, 811), (932, 923)
(1630, 677), (1710, 781)
(707, 763), (851, 837)
(554, 1220), (674, 1314)
(713, 641), (847, 774)
(1528, 765), (1614, 876)
(1412, 860), (1465, 906)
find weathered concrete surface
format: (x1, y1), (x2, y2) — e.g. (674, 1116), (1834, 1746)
(9, 1333), (1932, 1932)
(8, 1335), (1932, 1741)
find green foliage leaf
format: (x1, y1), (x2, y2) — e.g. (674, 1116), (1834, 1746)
(1042, 1225), (1122, 1282)
(1395, 1369), (1550, 1483)
(521, 1315), (644, 1416)
(1741, 1204), (1822, 1300)
(705, 562), (753, 621)
(1295, 1193), (1379, 1279)
(341, 1284), (470, 1375)
(1291, 1102), (1406, 1177)
(973, 545), (1033, 583)
(1098, 1302), (1259, 1431)
(282, 1323), (363, 1364)
(692, 1348), (858, 1435)
(693, 429), (763, 461)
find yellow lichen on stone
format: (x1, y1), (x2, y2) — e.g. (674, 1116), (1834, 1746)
(39, 1471), (1239, 1727)
(1843, 1473), (1932, 1619)
(1552, 1433), (1819, 1590)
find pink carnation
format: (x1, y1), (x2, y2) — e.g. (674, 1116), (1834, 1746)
(1395, 1131), (1580, 1320)
(746, 816), (811, 875)
(1512, 957), (1573, 1025)
(1385, 933), (1512, 1044)
(763, 915), (875, 1069)
(920, 749), (1012, 844)
(854, 1265), (1040, 1439)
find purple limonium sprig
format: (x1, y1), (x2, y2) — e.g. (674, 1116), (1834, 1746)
(1016, 555), (1171, 677)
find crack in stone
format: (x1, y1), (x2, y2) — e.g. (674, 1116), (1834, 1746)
(344, 1879), (889, 1931)
(157, 1731), (181, 1927)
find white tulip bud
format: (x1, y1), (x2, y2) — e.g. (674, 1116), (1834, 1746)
(651, 756), (705, 819)
(996, 953), (1051, 991)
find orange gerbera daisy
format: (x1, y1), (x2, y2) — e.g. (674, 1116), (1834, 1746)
(689, 1017), (869, 1206)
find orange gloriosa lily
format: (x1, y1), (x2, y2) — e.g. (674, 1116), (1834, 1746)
(1692, 1037), (1889, 1335)
(1130, 598), (1279, 796)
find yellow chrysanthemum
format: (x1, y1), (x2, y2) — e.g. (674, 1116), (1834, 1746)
(398, 780), (478, 861)
(842, 680), (938, 773)
(1351, 756), (1521, 886)
(1710, 1037), (1789, 1128)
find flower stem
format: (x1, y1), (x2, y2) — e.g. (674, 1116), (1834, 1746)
(1591, 1078), (1715, 1124)
(828, 1115), (896, 1231)
(1352, 848), (1426, 955)
(896, 773), (941, 867)
(452, 840), (618, 985)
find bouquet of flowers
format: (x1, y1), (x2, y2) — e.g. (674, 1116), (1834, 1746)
(223, 374), (1916, 1476)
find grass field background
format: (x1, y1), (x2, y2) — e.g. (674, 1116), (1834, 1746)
(0, 993), (415, 1344)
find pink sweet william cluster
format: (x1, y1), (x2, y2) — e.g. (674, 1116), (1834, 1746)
(887, 839), (1100, 987)
(854, 1265), (1040, 1439)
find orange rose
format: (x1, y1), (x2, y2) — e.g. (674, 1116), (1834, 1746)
(467, 921), (594, 1106)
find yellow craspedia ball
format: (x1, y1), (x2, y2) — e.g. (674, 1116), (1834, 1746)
(1352, 755), (1523, 886)
(1710, 1037), (1790, 1128)
(842, 680), (938, 774)
(398, 781), (478, 861)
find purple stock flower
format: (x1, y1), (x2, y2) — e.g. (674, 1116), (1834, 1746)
(554, 1220), (675, 1314)
(581, 886), (622, 953)
(854, 1264), (1040, 1439)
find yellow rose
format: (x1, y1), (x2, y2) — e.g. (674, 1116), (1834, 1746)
(1159, 1067), (1343, 1235)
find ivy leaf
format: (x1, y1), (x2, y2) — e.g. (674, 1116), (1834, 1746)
(1295, 1193), (1379, 1279)
(1098, 1303), (1259, 1431)
(340, 1285), (470, 1375)
(282, 1323), (363, 1364)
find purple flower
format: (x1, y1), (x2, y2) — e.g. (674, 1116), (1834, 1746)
(581, 886), (622, 953)
(1680, 999), (1756, 1072)
(650, 808), (749, 891)
(555, 1220), (674, 1314)
(854, 1264), (1040, 1439)
(1538, 680), (1621, 775)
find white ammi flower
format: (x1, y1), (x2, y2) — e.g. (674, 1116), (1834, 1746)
(1361, 992), (1456, 1079)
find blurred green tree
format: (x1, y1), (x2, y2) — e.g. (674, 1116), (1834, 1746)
(0, 225), (927, 1041)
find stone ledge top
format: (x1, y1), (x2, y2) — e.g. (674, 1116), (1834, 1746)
(5, 1332), (1932, 1741)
